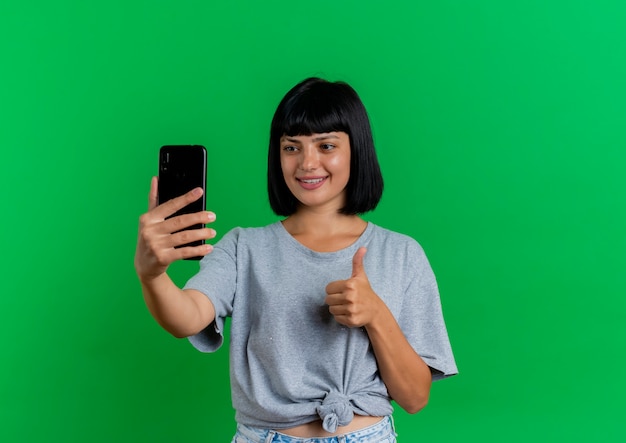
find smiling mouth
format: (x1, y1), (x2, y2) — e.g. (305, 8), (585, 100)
(296, 176), (328, 189)
(298, 178), (325, 184)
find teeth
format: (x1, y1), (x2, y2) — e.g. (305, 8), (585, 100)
(301, 178), (323, 184)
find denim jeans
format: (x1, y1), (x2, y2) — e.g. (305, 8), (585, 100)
(231, 416), (397, 443)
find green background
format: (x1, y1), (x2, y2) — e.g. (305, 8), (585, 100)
(2, 1), (625, 441)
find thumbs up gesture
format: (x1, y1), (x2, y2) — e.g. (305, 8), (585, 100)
(325, 247), (383, 328)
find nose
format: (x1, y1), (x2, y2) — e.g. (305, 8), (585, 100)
(299, 147), (320, 171)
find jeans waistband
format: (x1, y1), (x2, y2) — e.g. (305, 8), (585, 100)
(234, 416), (396, 443)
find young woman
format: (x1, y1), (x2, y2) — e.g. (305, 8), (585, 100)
(135, 78), (457, 442)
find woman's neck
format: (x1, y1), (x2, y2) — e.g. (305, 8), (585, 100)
(281, 207), (367, 252)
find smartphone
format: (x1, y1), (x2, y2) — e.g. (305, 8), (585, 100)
(158, 145), (207, 259)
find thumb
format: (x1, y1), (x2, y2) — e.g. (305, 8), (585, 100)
(148, 176), (159, 211)
(352, 247), (367, 278)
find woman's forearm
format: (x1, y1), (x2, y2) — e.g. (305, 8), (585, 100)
(140, 273), (215, 338)
(366, 307), (432, 413)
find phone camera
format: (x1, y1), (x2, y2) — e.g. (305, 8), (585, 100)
(160, 152), (170, 173)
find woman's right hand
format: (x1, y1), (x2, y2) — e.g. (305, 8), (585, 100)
(134, 177), (216, 281)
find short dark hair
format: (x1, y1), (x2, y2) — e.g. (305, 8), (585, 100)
(267, 77), (384, 216)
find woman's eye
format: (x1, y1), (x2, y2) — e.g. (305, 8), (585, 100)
(320, 144), (335, 151)
(282, 145), (298, 152)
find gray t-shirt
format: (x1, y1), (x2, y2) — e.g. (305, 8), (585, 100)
(184, 221), (457, 432)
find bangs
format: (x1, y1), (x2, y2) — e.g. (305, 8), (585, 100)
(277, 88), (350, 137)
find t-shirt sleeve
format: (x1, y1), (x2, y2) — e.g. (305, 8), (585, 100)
(183, 228), (240, 353)
(400, 242), (458, 381)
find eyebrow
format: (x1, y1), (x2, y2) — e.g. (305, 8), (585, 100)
(282, 134), (341, 143)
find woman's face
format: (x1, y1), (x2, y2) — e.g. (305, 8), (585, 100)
(279, 131), (351, 213)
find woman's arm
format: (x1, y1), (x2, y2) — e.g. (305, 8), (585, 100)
(138, 275), (216, 338)
(363, 305), (432, 413)
(325, 247), (432, 413)
(134, 177), (217, 337)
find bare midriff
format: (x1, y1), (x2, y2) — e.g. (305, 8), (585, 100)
(279, 415), (383, 438)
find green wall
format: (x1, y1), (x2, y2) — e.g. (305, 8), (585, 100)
(2, 1), (625, 441)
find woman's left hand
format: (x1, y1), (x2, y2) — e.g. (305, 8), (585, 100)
(326, 247), (432, 413)
(325, 247), (382, 328)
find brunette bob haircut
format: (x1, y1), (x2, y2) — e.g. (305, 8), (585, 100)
(268, 77), (384, 216)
